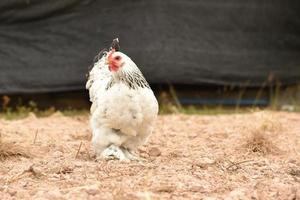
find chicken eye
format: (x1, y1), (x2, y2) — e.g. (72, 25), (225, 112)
(115, 56), (121, 61)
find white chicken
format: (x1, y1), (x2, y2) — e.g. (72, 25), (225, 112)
(86, 38), (158, 161)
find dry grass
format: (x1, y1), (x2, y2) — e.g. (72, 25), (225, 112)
(243, 131), (278, 154)
(0, 133), (30, 161)
(240, 111), (283, 155)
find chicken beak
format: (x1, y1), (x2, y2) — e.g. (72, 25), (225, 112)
(106, 57), (113, 66)
(106, 48), (115, 65)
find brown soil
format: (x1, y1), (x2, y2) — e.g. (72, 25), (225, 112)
(0, 111), (299, 199)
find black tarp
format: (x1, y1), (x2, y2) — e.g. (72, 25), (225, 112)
(0, 0), (300, 94)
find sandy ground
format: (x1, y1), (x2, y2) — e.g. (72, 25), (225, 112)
(0, 111), (299, 200)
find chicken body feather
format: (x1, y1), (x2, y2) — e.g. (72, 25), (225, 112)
(86, 47), (158, 160)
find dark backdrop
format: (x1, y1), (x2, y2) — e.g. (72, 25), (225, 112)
(0, 0), (300, 94)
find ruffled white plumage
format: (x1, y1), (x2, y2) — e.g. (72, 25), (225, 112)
(86, 51), (158, 160)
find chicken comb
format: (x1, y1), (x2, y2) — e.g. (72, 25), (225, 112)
(107, 48), (115, 62)
(110, 38), (120, 51)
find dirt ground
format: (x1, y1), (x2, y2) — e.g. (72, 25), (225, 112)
(0, 111), (299, 200)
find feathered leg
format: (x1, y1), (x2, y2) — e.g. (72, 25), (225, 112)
(121, 147), (139, 160)
(101, 144), (128, 161)
(92, 127), (128, 161)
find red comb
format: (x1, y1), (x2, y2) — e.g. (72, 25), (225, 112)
(108, 48), (116, 61)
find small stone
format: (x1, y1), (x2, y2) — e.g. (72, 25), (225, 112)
(29, 189), (38, 196)
(252, 175), (260, 179)
(22, 181), (28, 188)
(74, 162), (83, 168)
(85, 188), (99, 196)
(8, 188), (17, 196)
(194, 157), (215, 169)
(136, 191), (154, 199)
(53, 151), (64, 158)
(46, 190), (64, 200)
(155, 185), (176, 193)
(288, 159), (297, 164)
(225, 188), (248, 200)
(201, 157), (215, 164)
(148, 147), (161, 157)
(84, 185), (100, 196)
(189, 185), (205, 192)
